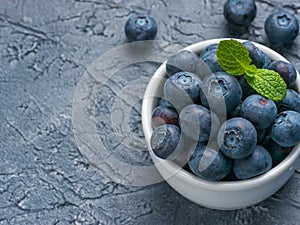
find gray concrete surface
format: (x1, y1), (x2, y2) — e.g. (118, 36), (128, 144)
(1, 0), (300, 224)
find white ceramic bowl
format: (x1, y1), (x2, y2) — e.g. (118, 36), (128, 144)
(142, 38), (300, 210)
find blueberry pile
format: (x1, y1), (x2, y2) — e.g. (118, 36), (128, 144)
(150, 41), (300, 181)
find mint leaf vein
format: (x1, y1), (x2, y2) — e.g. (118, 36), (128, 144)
(216, 39), (287, 101)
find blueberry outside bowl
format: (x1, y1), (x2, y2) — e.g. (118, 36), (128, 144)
(141, 38), (300, 210)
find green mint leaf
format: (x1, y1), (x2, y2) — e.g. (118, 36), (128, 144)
(245, 69), (287, 101)
(245, 64), (258, 77)
(216, 39), (252, 76)
(216, 39), (287, 101)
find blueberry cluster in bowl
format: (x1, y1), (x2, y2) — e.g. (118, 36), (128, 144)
(150, 41), (300, 181)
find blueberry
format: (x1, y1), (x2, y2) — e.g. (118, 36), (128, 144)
(228, 101), (242, 118)
(180, 104), (220, 142)
(159, 98), (174, 108)
(150, 124), (183, 159)
(223, 0), (257, 27)
(261, 133), (272, 148)
(257, 129), (266, 144)
(233, 145), (272, 179)
(164, 71), (202, 111)
(188, 143), (232, 181)
(268, 60), (297, 87)
(264, 140), (291, 167)
(243, 41), (262, 67)
(223, 169), (238, 181)
(200, 72), (242, 114)
(199, 43), (219, 58)
(238, 76), (256, 100)
(262, 52), (271, 69)
(241, 94), (277, 129)
(218, 117), (257, 159)
(277, 89), (300, 113)
(166, 50), (200, 76)
(125, 14), (157, 42)
(264, 10), (299, 46)
(243, 41), (270, 68)
(151, 106), (179, 129)
(200, 49), (224, 73)
(270, 110), (300, 147)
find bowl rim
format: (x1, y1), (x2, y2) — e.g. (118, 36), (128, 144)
(142, 38), (300, 191)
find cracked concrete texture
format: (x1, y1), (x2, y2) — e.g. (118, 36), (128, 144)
(1, 0), (300, 224)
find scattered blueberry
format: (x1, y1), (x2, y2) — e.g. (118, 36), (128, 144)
(233, 145), (272, 179)
(180, 104), (220, 142)
(188, 143), (232, 181)
(241, 94), (277, 129)
(164, 71), (202, 111)
(200, 72), (242, 114)
(151, 106), (179, 129)
(218, 117), (257, 159)
(166, 50), (200, 76)
(268, 60), (297, 87)
(270, 110), (300, 147)
(125, 14), (157, 42)
(223, 0), (257, 27)
(264, 10), (299, 46)
(150, 124), (183, 159)
(277, 89), (300, 113)
(200, 49), (224, 73)
(264, 140), (291, 167)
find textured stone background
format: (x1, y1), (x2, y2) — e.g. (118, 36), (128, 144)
(1, 0), (300, 224)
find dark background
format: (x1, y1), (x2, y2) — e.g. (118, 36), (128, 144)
(1, 0), (300, 224)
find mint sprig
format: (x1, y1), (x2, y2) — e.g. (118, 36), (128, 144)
(216, 39), (287, 101)
(245, 69), (287, 100)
